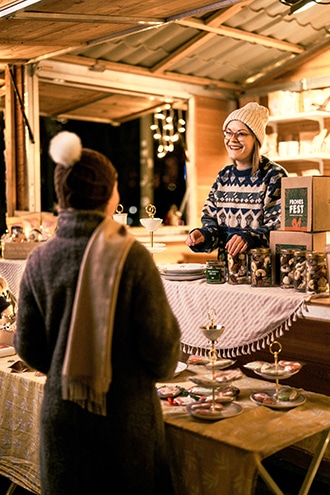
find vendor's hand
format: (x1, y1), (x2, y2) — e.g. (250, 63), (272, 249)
(226, 235), (248, 256)
(186, 230), (205, 247)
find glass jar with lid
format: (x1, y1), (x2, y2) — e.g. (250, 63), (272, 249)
(250, 248), (272, 287)
(306, 251), (328, 294)
(293, 250), (307, 292)
(227, 252), (250, 284)
(279, 249), (295, 289)
(206, 260), (226, 284)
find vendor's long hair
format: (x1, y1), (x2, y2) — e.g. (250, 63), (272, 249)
(251, 138), (262, 175)
(233, 134), (262, 175)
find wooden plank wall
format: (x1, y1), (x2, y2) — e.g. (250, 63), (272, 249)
(192, 95), (228, 226)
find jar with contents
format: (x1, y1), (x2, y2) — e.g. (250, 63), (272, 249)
(306, 251), (328, 294)
(280, 249), (295, 289)
(293, 250), (307, 292)
(250, 248), (272, 287)
(206, 260), (226, 284)
(227, 252), (250, 284)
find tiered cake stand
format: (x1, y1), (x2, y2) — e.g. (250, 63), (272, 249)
(187, 309), (243, 420)
(246, 341), (305, 409)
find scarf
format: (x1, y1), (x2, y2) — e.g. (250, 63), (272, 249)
(61, 217), (135, 415)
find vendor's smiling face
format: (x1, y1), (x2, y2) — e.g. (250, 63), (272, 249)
(223, 121), (256, 168)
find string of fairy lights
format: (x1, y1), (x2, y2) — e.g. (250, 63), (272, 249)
(150, 104), (186, 158)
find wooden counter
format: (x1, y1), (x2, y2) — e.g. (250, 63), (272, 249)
(0, 256), (329, 396)
(234, 296), (330, 395)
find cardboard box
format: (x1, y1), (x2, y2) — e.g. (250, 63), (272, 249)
(281, 176), (330, 232)
(1, 242), (38, 259)
(270, 230), (330, 285)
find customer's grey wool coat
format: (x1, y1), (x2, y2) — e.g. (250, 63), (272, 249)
(14, 210), (181, 495)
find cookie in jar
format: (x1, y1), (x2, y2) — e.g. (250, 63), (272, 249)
(227, 252), (250, 284)
(306, 251), (328, 294)
(250, 248), (272, 287)
(293, 250), (307, 292)
(280, 249), (295, 289)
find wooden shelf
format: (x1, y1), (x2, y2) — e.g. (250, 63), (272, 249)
(267, 111), (330, 175)
(271, 154), (330, 163)
(269, 111), (330, 125)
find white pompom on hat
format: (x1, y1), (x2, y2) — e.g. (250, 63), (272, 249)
(49, 131), (118, 211)
(49, 131), (82, 168)
(223, 102), (269, 146)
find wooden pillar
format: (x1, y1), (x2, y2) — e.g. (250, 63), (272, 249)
(4, 65), (27, 215)
(190, 95), (229, 226)
(139, 114), (154, 217)
(4, 64), (40, 216)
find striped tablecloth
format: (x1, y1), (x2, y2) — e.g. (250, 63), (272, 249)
(162, 279), (310, 357)
(0, 259), (27, 298)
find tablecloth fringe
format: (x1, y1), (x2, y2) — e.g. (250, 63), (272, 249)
(181, 300), (305, 359)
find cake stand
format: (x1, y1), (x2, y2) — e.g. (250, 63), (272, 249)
(187, 308), (242, 420)
(247, 341), (305, 409)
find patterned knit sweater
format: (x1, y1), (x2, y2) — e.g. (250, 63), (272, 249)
(190, 156), (288, 255)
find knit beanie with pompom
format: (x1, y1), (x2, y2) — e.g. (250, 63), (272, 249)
(49, 131), (117, 211)
(223, 102), (269, 146)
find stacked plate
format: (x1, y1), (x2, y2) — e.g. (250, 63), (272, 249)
(158, 263), (206, 281)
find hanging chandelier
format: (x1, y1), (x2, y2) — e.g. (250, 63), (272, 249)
(150, 104), (186, 158)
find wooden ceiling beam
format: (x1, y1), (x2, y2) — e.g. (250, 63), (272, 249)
(55, 55), (241, 92)
(45, 92), (111, 117)
(12, 12), (165, 25)
(177, 18), (303, 54)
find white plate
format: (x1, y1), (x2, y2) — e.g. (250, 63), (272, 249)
(189, 369), (243, 389)
(254, 369), (300, 380)
(206, 359), (236, 370)
(187, 401), (242, 421)
(173, 361), (188, 376)
(250, 389), (306, 409)
(161, 273), (206, 281)
(159, 263), (206, 275)
(157, 385), (181, 399)
(143, 243), (167, 253)
(188, 385), (240, 399)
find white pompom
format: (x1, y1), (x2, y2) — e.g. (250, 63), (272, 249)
(49, 131), (82, 168)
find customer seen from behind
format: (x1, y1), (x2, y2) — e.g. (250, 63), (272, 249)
(14, 131), (181, 495)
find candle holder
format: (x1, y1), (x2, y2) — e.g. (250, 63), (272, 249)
(113, 204), (128, 225)
(140, 204), (166, 254)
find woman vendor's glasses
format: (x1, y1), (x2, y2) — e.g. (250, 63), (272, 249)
(223, 130), (252, 141)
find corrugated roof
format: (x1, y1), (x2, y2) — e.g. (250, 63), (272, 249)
(1, 0), (330, 123)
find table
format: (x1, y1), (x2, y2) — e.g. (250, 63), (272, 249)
(162, 278), (310, 356)
(0, 259), (26, 300)
(161, 368), (330, 495)
(0, 259), (326, 357)
(0, 356), (329, 495)
(0, 356), (45, 494)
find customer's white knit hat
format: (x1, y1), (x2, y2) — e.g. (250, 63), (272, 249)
(223, 102), (269, 146)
